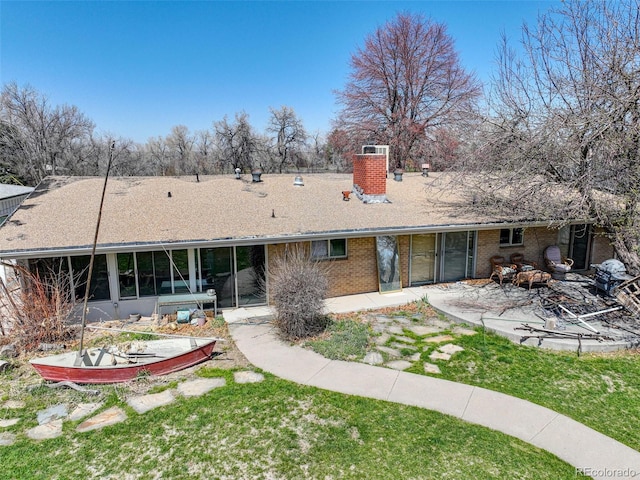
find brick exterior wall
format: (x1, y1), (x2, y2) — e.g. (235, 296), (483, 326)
(475, 225), (615, 278)
(352, 154), (387, 195)
(476, 227), (559, 278)
(266, 236), (411, 300)
(265, 226), (615, 303)
(590, 227), (614, 265)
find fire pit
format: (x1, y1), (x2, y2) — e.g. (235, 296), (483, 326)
(591, 259), (633, 295)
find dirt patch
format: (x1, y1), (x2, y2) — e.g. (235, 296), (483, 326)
(0, 319), (250, 401)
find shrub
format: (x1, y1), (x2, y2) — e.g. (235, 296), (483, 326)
(269, 246), (329, 340)
(0, 262), (75, 351)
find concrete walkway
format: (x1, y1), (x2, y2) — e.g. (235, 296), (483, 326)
(226, 287), (640, 480)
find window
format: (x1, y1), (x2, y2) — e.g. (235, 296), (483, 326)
(70, 255), (111, 301)
(311, 239), (347, 259)
(499, 228), (524, 246)
(117, 252), (137, 298)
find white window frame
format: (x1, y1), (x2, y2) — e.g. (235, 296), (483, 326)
(499, 228), (524, 246)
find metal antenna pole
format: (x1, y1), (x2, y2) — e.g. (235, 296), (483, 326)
(76, 141), (115, 365)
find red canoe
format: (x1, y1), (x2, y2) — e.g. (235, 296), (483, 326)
(30, 337), (218, 384)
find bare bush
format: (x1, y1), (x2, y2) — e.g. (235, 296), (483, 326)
(269, 246), (329, 340)
(0, 262), (76, 351)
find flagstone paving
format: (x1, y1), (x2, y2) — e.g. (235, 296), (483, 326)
(0, 432), (16, 446)
(364, 312), (471, 373)
(386, 360), (413, 371)
(77, 407), (128, 433)
(37, 404), (67, 425)
(177, 377), (226, 396)
(0, 370), (265, 445)
(423, 363), (442, 374)
(233, 371), (265, 384)
(0, 419), (19, 428)
(424, 334), (455, 344)
(69, 403), (103, 421)
(429, 351), (452, 361)
(439, 344), (465, 355)
(27, 419), (64, 440)
(128, 390), (176, 414)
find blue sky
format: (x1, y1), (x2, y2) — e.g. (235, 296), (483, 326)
(1, 1), (557, 143)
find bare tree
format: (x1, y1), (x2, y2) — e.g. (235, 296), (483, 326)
(307, 131), (327, 172)
(166, 125), (195, 175)
(335, 13), (481, 171)
(464, 0), (640, 272)
(0, 82), (95, 184)
(194, 129), (217, 174)
(266, 106), (307, 173)
(326, 127), (354, 172)
(213, 112), (258, 173)
(146, 135), (171, 175)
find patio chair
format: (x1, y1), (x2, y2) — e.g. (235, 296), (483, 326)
(544, 245), (574, 280)
(489, 255), (517, 285)
(510, 253), (538, 272)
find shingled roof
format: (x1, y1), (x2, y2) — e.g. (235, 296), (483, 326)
(0, 172), (536, 257)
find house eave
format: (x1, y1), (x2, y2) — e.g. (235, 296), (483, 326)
(0, 219), (576, 260)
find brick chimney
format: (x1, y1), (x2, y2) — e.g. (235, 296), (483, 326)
(352, 153), (389, 203)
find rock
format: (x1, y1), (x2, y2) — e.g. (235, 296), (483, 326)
(178, 377), (226, 396)
(425, 318), (451, 329)
(393, 335), (416, 344)
(0, 360), (9, 373)
(0, 418), (20, 428)
(409, 352), (421, 362)
(233, 371), (264, 384)
(2, 400), (24, 409)
(69, 403), (103, 421)
(423, 363), (442, 374)
(387, 325), (405, 335)
(27, 419), (64, 440)
(423, 335), (455, 344)
(0, 344), (17, 359)
(37, 404), (68, 425)
(0, 432), (16, 446)
(439, 344), (465, 355)
(391, 343), (417, 352)
(373, 333), (390, 345)
(363, 351), (384, 365)
(385, 360), (413, 371)
(452, 326), (477, 336)
(376, 346), (402, 358)
(373, 315), (393, 324)
(127, 390), (176, 414)
(77, 407), (127, 433)
(429, 351), (451, 361)
(392, 317), (411, 325)
(408, 325), (443, 336)
(371, 324), (387, 333)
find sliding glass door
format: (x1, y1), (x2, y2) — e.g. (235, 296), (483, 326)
(410, 234), (436, 285)
(440, 231), (476, 282)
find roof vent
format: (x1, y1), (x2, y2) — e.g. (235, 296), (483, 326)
(235, 167), (241, 179)
(251, 168), (263, 183)
(293, 176), (304, 187)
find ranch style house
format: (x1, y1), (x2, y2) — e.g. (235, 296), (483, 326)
(0, 153), (614, 321)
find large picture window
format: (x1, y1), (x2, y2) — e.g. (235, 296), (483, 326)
(311, 239), (347, 259)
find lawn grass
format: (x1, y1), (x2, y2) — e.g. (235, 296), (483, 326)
(0, 370), (581, 479)
(436, 329), (640, 451)
(309, 302), (640, 452)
